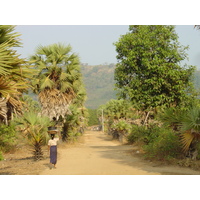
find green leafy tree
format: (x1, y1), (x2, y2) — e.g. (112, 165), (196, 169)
(114, 25), (195, 111)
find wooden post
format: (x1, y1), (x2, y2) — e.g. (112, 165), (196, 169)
(102, 109), (104, 132)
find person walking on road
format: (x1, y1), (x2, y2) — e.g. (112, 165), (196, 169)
(48, 133), (59, 169)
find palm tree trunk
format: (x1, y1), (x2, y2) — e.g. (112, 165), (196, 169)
(0, 97), (8, 125)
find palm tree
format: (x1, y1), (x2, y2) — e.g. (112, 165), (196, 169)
(98, 99), (132, 121)
(30, 43), (84, 121)
(97, 99), (133, 135)
(159, 107), (200, 157)
(179, 108), (200, 154)
(14, 111), (53, 160)
(111, 120), (132, 142)
(0, 25), (31, 124)
(0, 25), (21, 46)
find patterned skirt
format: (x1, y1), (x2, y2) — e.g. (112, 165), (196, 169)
(50, 145), (57, 164)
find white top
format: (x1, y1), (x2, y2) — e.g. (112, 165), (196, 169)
(48, 138), (59, 146)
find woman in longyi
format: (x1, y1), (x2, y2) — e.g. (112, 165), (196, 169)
(48, 133), (59, 169)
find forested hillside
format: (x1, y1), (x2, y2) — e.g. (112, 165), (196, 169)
(193, 70), (200, 92)
(81, 63), (200, 109)
(81, 63), (117, 109)
(28, 63), (200, 110)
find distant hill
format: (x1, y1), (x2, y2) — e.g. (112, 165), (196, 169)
(26, 65), (200, 110)
(193, 70), (200, 90)
(81, 63), (117, 109)
(81, 64), (200, 109)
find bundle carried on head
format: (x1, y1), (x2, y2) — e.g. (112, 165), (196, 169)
(48, 127), (58, 134)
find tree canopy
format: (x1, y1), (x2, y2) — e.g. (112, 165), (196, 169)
(29, 43), (86, 120)
(114, 25), (195, 110)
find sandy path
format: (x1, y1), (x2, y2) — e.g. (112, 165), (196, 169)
(40, 130), (200, 175)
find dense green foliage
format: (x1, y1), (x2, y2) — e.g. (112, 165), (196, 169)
(143, 127), (182, 159)
(62, 105), (88, 142)
(114, 25), (195, 110)
(111, 120), (132, 133)
(159, 106), (200, 153)
(127, 125), (182, 159)
(127, 125), (159, 145)
(97, 25), (200, 162)
(88, 109), (99, 126)
(98, 99), (134, 121)
(14, 111), (53, 160)
(97, 99), (136, 139)
(0, 124), (16, 153)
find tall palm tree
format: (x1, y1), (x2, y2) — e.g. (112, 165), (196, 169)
(0, 25), (31, 124)
(30, 43), (86, 121)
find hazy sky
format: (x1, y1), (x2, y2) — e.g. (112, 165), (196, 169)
(15, 25), (200, 68)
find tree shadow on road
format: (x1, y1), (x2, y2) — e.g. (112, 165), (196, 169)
(90, 136), (200, 175)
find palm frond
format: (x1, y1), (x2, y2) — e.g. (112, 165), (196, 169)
(180, 108), (200, 132)
(40, 76), (55, 90)
(0, 25), (21, 47)
(178, 107), (200, 152)
(60, 81), (73, 92)
(180, 130), (195, 152)
(60, 71), (69, 81)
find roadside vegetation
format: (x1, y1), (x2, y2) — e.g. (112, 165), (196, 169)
(0, 25), (88, 160)
(87, 109), (99, 126)
(97, 25), (200, 169)
(2, 25), (200, 172)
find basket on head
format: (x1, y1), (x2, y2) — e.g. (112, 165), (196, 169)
(48, 130), (58, 134)
(48, 127), (58, 134)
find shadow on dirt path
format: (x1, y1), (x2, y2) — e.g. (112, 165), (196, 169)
(40, 130), (200, 175)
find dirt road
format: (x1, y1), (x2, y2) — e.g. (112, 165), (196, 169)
(40, 131), (200, 175)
